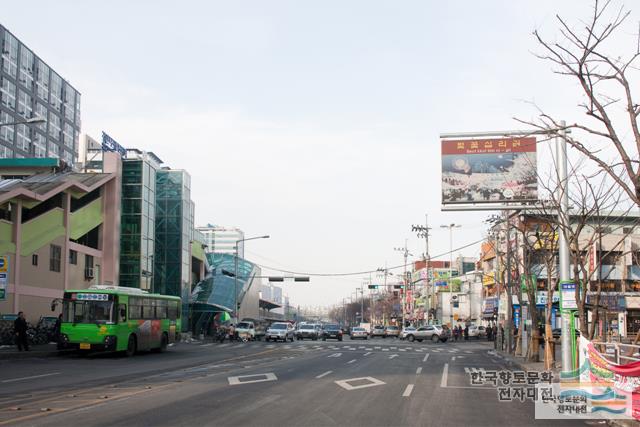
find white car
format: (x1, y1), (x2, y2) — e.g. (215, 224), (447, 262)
(235, 321), (256, 341)
(349, 327), (368, 340)
(265, 322), (295, 342)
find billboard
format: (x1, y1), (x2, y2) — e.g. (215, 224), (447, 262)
(441, 137), (537, 204)
(101, 132), (126, 157)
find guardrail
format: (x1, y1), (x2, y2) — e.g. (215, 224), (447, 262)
(592, 341), (640, 365)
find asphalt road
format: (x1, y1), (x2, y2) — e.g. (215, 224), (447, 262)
(0, 337), (596, 426)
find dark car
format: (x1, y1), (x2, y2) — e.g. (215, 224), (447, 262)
(322, 324), (343, 341)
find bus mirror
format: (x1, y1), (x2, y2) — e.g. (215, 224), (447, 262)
(51, 302), (57, 312)
(120, 308), (126, 318)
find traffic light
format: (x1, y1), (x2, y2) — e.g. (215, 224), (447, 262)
(268, 277), (284, 282)
(368, 285), (378, 289)
(394, 284), (403, 289)
(294, 277), (310, 282)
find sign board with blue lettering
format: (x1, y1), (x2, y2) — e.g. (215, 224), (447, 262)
(101, 132), (126, 157)
(0, 272), (7, 301)
(560, 282), (577, 310)
(0, 255), (8, 273)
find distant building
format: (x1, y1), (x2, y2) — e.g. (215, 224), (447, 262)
(0, 25), (81, 163)
(196, 225), (245, 258)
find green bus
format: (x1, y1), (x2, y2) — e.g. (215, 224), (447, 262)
(55, 285), (181, 356)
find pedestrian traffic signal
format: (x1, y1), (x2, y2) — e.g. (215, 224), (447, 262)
(368, 285), (378, 289)
(394, 284), (403, 289)
(294, 277), (310, 282)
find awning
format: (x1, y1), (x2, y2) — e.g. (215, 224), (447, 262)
(259, 299), (281, 311)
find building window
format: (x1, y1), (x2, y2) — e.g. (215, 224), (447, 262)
(63, 122), (73, 148)
(32, 254), (38, 266)
(63, 83), (75, 122)
(0, 111), (14, 143)
(32, 132), (46, 158)
(69, 249), (77, 265)
(0, 77), (16, 110)
(49, 244), (61, 272)
(48, 112), (61, 140)
(49, 72), (62, 111)
(35, 60), (49, 101)
(1, 31), (18, 78)
(18, 46), (34, 90)
(48, 141), (59, 158)
(15, 124), (30, 153)
(17, 90), (32, 119)
(85, 254), (94, 280)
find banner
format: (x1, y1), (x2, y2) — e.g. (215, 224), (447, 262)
(441, 137), (538, 204)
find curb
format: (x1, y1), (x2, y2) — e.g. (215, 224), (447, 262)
(0, 346), (71, 360)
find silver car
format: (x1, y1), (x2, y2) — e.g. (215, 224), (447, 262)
(265, 322), (295, 342)
(404, 325), (450, 343)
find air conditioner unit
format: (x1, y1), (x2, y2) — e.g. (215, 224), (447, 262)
(85, 268), (94, 279)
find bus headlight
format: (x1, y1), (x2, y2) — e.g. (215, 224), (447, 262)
(104, 335), (117, 350)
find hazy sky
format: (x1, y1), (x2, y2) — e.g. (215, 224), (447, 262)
(3, 1), (635, 307)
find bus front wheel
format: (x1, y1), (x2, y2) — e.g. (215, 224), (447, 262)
(126, 335), (137, 357)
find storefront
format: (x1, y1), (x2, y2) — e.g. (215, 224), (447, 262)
(625, 296), (640, 336)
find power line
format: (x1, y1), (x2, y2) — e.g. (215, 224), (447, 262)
(254, 237), (486, 277)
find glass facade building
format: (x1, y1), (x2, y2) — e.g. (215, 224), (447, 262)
(196, 225), (245, 258)
(154, 169), (193, 323)
(119, 150), (162, 290)
(0, 25), (80, 162)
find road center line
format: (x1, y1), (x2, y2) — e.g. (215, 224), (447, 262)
(347, 359), (357, 364)
(402, 384), (414, 397)
(441, 363), (449, 387)
(2, 372), (61, 383)
(416, 367), (422, 375)
(422, 354), (430, 362)
(315, 370), (333, 379)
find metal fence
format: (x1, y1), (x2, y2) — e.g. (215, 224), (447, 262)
(592, 341), (640, 365)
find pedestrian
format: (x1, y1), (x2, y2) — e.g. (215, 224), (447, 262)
(13, 311), (29, 351)
(453, 325), (459, 341)
(457, 325), (463, 341)
(54, 313), (62, 342)
(228, 324), (236, 341)
(464, 324), (469, 341)
(487, 324), (493, 341)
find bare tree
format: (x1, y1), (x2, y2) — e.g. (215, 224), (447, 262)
(522, 0), (640, 207)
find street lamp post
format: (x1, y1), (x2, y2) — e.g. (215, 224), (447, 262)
(234, 234), (269, 323)
(0, 117), (46, 128)
(441, 224), (461, 327)
(412, 215), (432, 323)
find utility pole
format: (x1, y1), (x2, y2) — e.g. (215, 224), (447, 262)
(395, 241), (411, 329)
(441, 223), (461, 327)
(412, 215), (432, 324)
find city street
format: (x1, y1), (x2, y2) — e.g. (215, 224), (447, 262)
(0, 339), (585, 426)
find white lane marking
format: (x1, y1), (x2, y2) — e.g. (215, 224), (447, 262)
(441, 363), (449, 387)
(416, 367), (422, 374)
(365, 348), (373, 351)
(316, 371), (333, 379)
(228, 373), (277, 385)
(201, 343), (213, 347)
(382, 348), (389, 352)
(219, 343), (231, 348)
(452, 356), (456, 361)
(374, 346), (381, 349)
(399, 348), (407, 352)
(265, 344), (275, 349)
(2, 372), (60, 383)
(422, 354), (430, 362)
(464, 351), (473, 354)
(283, 345), (292, 349)
(391, 347), (397, 350)
(347, 359), (357, 364)
(389, 354), (398, 359)
(402, 384), (414, 397)
(364, 352), (372, 356)
(358, 346), (365, 349)
(432, 349), (441, 352)
(328, 353), (342, 358)
(335, 377), (386, 391)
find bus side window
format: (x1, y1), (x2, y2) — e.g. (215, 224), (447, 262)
(118, 304), (126, 323)
(168, 301), (177, 321)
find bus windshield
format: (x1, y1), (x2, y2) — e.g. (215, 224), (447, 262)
(63, 300), (114, 324)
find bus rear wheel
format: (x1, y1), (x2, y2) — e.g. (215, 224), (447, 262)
(154, 333), (168, 353)
(125, 335), (137, 357)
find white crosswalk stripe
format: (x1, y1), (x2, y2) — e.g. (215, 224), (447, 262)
(463, 367), (487, 374)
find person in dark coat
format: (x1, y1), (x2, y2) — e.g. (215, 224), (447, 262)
(463, 325), (469, 341)
(54, 313), (62, 342)
(14, 311), (29, 351)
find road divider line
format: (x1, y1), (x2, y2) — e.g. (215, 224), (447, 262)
(364, 352), (372, 356)
(347, 359), (357, 364)
(201, 343), (213, 347)
(422, 354), (429, 362)
(416, 367), (422, 375)
(315, 370), (333, 379)
(402, 384), (414, 397)
(441, 363), (449, 387)
(2, 372), (61, 383)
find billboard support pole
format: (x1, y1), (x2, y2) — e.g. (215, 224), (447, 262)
(556, 120), (574, 376)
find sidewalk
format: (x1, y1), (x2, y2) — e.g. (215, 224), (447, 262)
(0, 343), (65, 360)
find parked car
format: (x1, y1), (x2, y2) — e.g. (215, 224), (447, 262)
(384, 325), (400, 338)
(400, 327), (417, 340)
(350, 327), (368, 340)
(265, 322), (295, 342)
(370, 325), (385, 338)
(322, 324), (343, 341)
(468, 324), (484, 339)
(296, 324), (320, 340)
(235, 321), (256, 341)
(420, 325), (450, 343)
